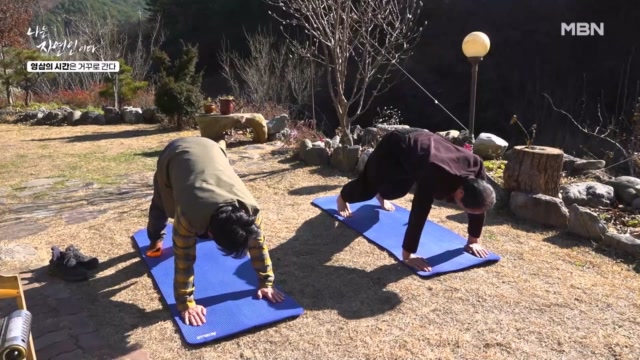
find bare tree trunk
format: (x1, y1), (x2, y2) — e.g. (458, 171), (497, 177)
(4, 83), (12, 105)
(176, 113), (183, 130)
(114, 73), (119, 109)
(1, 46), (12, 106)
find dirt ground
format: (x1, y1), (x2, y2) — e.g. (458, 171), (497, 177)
(0, 124), (638, 360)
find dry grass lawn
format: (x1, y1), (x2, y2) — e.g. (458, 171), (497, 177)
(0, 124), (638, 360)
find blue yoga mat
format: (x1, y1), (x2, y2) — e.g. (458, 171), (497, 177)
(132, 225), (304, 346)
(311, 195), (500, 276)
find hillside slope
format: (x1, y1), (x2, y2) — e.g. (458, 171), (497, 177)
(33, 0), (147, 29)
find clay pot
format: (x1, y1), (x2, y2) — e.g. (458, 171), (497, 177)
(203, 103), (215, 114)
(219, 98), (235, 115)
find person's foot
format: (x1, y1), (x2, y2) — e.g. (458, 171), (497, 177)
(376, 194), (395, 211)
(145, 240), (163, 258)
(337, 195), (352, 217)
(65, 245), (99, 270)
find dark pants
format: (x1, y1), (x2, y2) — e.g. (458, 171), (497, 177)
(147, 173), (168, 244)
(340, 129), (418, 203)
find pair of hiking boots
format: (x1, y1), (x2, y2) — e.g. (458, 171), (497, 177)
(48, 245), (99, 282)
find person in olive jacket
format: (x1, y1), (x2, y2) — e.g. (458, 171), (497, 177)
(145, 137), (283, 327)
(337, 129), (496, 271)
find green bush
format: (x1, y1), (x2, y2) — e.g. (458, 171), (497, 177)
(99, 59), (147, 109)
(152, 43), (203, 130)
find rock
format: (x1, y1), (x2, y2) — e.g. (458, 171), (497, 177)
(142, 107), (160, 124)
(17, 110), (44, 123)
(503, 149), (515, 162)
(562, 154), (579, 171)
(329, 136), (339, 148)
(561, 182), (615, 208)
(88, 114), (105, 125)
(375, 124), (410, 132)
(303, 147), (330, 166)
(632, 198), (640, 211)
(122, 107), (144, 124)
(473, 133), (509, 160)
(267, 114), (288, 134)
(352, 125), (364, 142)
(509, 191), (569, 227)
(436, 130), (460, 142)
(74, 111), (101, 126)
(0, 244), (37, 261)
(104, 113), (122, 125)
(576, 169), (613, 183)
(58, 106), (72, 115)
(361, 127), (379, 147)
(451, 129), (473, 147)
(0, 221), (48, 241)
(605, 176), (640, 205)
(196, 113), (268, 143)
(356, 148), (373, 173)
(22, 178), (64, 188)
(573, 159), (606, 170)
(274, 128), (291, 142)
(567, 204), (607, 239)
(298, 139), (312, 160)
(602, 232), (640, 259)
(102, 106), (119, 116)
(66, 110), (82, 125)
(36, 111), (65, 126)
(331, 145), (361, 173)
(485, 173), (509, 209)
(360, 125), (416, 147)
(62, 208), (108, 225)
(564, 154), (607, 174)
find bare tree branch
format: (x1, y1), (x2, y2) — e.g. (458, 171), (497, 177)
(543, 92), (633, 174)
(265, 0), (425, 142)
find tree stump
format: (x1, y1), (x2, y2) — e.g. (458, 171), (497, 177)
(503, 145), (564, 197)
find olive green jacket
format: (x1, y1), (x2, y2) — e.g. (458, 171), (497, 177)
(156, 136), (260, 232)
(155, 137), (273, 311)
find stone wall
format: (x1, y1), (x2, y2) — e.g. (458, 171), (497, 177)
(296, 125), (640, 260)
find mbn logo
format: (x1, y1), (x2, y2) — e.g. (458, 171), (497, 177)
(561, 22), (604, 36)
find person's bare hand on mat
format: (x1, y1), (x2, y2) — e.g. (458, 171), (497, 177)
(337, 195), (352, 217)
(402, 249), (431, 272)
(257, 287), (285, 303)
(465, 243), (489, 258)
(181, 304), (207, 326)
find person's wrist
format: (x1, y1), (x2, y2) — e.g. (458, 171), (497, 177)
(401, 249), (412, 261)
(466, 236), (479, 245)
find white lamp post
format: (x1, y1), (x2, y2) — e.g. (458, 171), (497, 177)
(462, 31), (491, 142)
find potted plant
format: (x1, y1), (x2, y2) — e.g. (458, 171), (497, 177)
(203, 97), (216, 114)
(219, 95), (235, 115)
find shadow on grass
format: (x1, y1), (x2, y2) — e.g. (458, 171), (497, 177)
(135, 150), (163, 158)
(238, 163), (306, 183)
(289, 185), (341, 196)
(543, 232), (640, 273)
(267, 212), (410, 320)
(444, 206), (640, 273)
(20, 251), (167, 359)
(30, 127), (173, 143)
(226, 140), (257, 149)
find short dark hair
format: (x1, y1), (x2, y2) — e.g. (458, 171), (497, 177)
(460, 178), (496, 210)
(208, 205), (260, 259)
